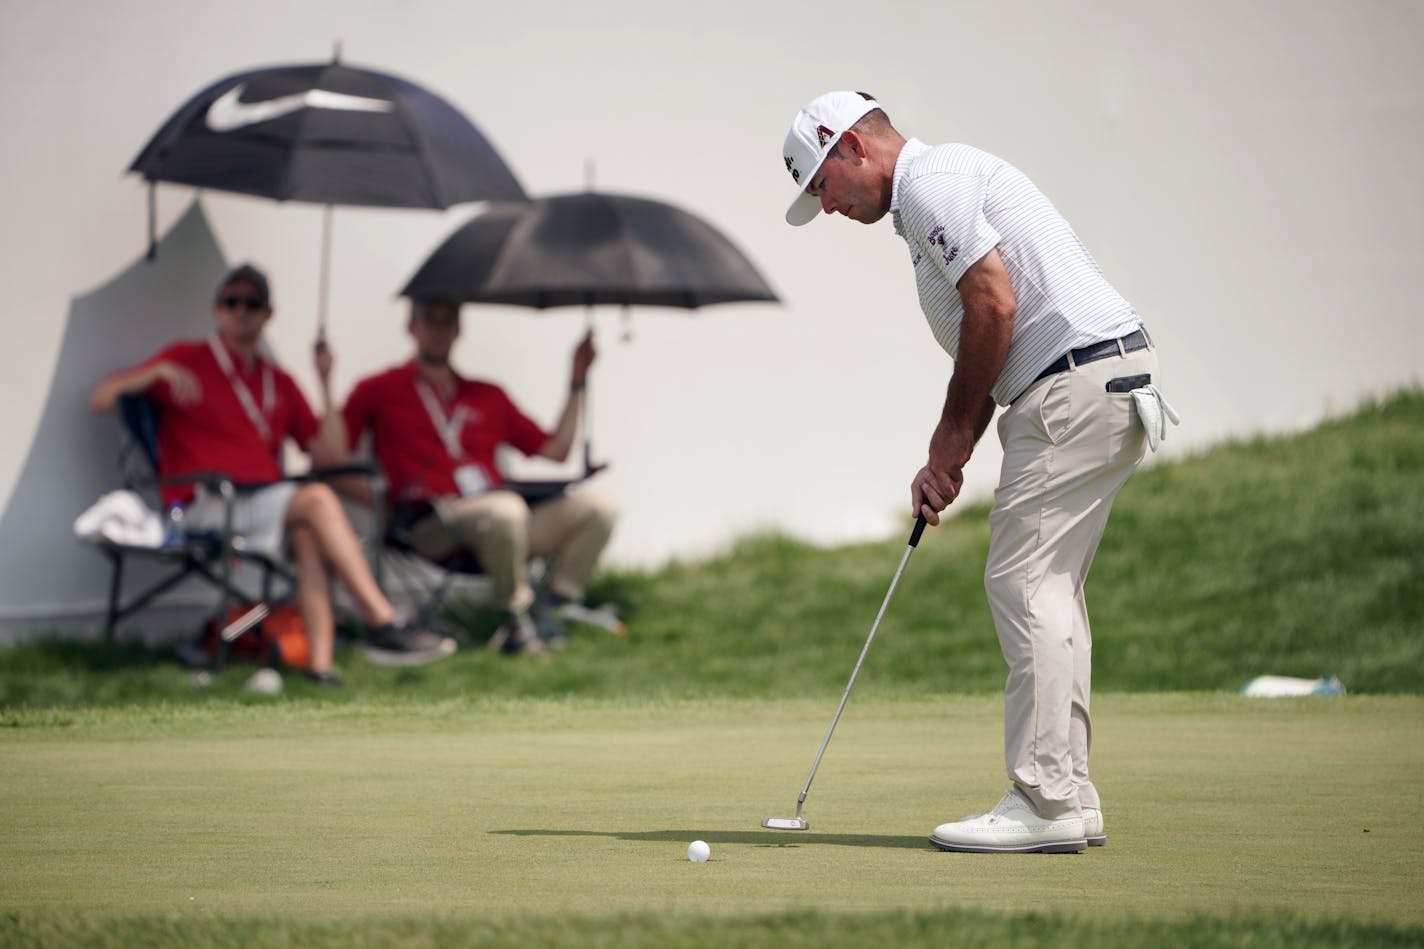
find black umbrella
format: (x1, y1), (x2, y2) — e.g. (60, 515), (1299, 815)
(399, 191), (779, 310)
(130, 53), (528, 333)
(399, 190), (779, 471)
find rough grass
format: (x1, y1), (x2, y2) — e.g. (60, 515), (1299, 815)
(7, 909), (1422, 949)
(5, 389), (1419, 707)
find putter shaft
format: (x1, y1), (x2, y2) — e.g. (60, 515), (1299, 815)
(769, 515), (928, 827)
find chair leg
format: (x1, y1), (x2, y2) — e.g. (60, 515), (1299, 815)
(104, 550), (125, 643)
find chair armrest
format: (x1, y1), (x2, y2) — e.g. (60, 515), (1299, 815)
(291, 462), (384, 484)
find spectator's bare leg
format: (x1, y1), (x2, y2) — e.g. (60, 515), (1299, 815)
(288, 522), (335, 674)
(286, 483), (397, 628)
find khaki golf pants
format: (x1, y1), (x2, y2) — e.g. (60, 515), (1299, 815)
(986, 344), (1156, 820)
(410, 489), (617, 614)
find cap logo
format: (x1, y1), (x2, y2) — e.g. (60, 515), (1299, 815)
(784, 155), (800, 183)
(816, 124), (836, 148)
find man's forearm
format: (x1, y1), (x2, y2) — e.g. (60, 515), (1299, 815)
(939, 308), (1012, 448)
(88, 364), (159, 413)
(537, 391), (583, 463)
(938, 248), (1017, 454)
(310, 412), (349, 470)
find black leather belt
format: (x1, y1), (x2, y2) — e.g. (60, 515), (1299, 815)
(1030, 328), (1150, 387)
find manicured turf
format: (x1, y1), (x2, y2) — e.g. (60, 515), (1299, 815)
(3, 694), (1421, 944)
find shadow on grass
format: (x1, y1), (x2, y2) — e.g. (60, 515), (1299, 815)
(493, 828), (930, 849)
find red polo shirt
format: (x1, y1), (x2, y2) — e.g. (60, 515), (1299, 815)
(342, 362), (548, 503)
(140, 339), (320, 506)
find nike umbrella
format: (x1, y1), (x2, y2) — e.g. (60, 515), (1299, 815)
(129, 52), (528, 334)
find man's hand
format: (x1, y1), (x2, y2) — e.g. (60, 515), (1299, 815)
(571, 330), (596, 388)
(911, 458), (965, 525)
(313, 338), (334, 386)
(911, 463), (963, 525)
(155, 361), (202, 405)
(911, 420), (977, 525)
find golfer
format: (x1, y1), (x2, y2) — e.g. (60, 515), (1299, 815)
(783, 91), (1166, 853)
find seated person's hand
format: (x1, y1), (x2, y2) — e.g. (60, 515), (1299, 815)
(313, 338), (333, 382)
(157, 361), (202, 405)
(572, 330), (595, 384)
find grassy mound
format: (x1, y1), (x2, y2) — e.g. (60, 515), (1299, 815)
(2, 389), (1420, 706)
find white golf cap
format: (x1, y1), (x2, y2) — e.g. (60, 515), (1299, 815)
(782, 90), (881, 226)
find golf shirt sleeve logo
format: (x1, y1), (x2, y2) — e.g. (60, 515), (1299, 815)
(927, 224), (960, 266)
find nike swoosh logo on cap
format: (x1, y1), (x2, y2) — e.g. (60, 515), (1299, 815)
(205, 84), (395, 132)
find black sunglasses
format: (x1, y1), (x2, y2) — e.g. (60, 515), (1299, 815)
(220, 295), (267, 312)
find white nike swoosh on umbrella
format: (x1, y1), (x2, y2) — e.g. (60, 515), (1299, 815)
(203, 84), (394, 132)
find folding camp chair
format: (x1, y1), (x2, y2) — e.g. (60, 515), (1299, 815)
(90, 393), (382, 665)
(375, 469), (606, 642)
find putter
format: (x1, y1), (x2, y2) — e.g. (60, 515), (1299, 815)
(762, 513), (929, 831)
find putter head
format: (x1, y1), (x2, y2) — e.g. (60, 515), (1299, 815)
(761, 816), (810, 830)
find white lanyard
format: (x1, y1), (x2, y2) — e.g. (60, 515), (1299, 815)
(208, 336), (275, 442)
(414, 376), (469, 461)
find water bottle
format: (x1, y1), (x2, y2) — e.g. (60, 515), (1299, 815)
(165, 503), (187, 547)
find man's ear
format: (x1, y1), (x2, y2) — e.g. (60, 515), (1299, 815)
(839, 129), (867, 160)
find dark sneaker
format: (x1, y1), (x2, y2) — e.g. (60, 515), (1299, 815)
(361, 622), (457, 667)
(487, 611), (549, 658)
(530, 600), (569, 650)
(304, 669), (342, 687)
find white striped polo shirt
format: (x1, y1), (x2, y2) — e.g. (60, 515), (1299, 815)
(890, 138), (1141, 405)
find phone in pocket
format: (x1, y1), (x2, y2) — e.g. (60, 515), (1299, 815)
(1106, 373), (1152, 393)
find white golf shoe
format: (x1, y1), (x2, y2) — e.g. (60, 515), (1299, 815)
(950, 805), (1106, 845)
(930, 787), (1087, 854)
(1083, 807), (1106, 847)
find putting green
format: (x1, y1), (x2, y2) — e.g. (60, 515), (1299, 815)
(2, 694), (1420, 926)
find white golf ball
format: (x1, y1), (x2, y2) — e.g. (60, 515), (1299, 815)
(687, 840), (710, 863)
(244, 667), (283, 696)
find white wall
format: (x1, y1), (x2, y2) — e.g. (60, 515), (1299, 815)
(2, 0), (1420, 634)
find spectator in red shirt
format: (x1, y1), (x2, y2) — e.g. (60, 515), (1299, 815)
(341, 298), (618, 655)
(88, 264), (455, 679)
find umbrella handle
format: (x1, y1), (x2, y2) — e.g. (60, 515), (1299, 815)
(146, 181), (157, 262)
(317, 204), (333, 337)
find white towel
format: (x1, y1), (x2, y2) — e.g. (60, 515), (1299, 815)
(1131, 384), (1181, 452)
(73, 490), (165, 548)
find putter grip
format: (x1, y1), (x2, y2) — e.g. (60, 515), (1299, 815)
(909, 513), (928, 547)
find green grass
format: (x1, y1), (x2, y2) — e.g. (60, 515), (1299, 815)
(2, 389), (1423, 946)
(3, 695), (1422, 946)
(4, 388), (1421, 708)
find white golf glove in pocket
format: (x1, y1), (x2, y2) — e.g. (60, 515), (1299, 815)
(1131, 384), (1181, 452)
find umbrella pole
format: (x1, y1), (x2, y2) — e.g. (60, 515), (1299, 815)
(317, 204), (333, 341)
(146, 181), (157, 262)
(582, 304), (595, 475)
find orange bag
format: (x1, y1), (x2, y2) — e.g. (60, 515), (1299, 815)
(197, 603), (310, 669)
